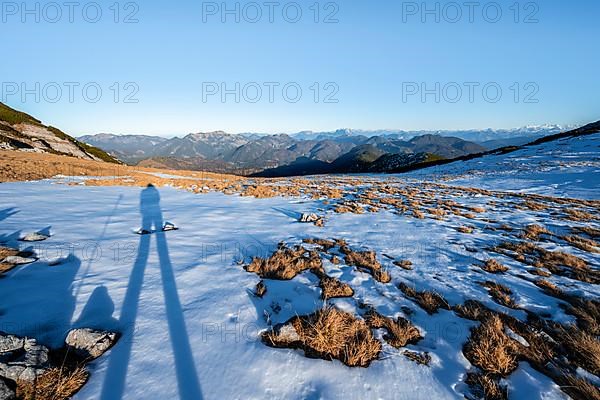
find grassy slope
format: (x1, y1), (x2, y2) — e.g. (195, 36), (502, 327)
(0, 102), (120, 164)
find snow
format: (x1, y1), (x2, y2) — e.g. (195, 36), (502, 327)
(0, 132), (598, 399)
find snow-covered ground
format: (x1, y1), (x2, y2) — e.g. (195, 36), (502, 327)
(0, 133), (598, 400)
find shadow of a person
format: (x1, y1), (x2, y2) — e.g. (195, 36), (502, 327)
(100, 185), (203, 400)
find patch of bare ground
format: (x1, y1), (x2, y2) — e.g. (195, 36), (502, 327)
(480, 281), (519, 309)
(334, 202), (364, 214)
(262, 306), (382, 368)
(340, 246), (391, 283)
(364, 310), (422, 348)
(398, 283), (451, 314)
(464, 314), (519, 376)
(245, 245), (322, 280)
(493, 241), (599, 284)
(0, 246), (24, 274)
(563, 234), (599, 253)
(17, 366), (89, 400)
(393, 260), (413, 270)
(465, 372), (507, 400)
(480, 259), (509, 274)
(403, 350), (431, 366)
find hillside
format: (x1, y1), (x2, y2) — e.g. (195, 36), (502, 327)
(0, 103), (119, 163)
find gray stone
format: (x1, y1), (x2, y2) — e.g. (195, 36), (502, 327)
(0, 336), (23, 354)
(0, 378), (16, 400)
(20, 232), (49, 242)
(65, 328), (118, 359)
(1, 256), (36, 265)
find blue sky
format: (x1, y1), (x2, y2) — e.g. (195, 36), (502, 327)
(1, 0), (599, 136)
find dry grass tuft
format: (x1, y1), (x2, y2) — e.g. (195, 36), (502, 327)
(453, 300), (492, 321)
(303, 238), (336, 252)
(563, 235), (599, 253)
(565, 209), (596, 222)
(340, 246), (391, 283)
(556, 326), (600, 376)
(465, 373), (508, 400)
(572, 226), (600, 239)
(481, 259), (509, 274)
(556, 373), (600, 400)
(463, 315), (518, 376)
(262, 307), (382, 368)
(457, 226), (474, 234)
(563, 299), (600, 336)
(364, 310), (422, 348)
(245, 245), (322, 280)
(480, 281), (519, 309)
(398, 283), (450, 314)
(17, 366), (89, 400)
(393, 260), (413, 270)
(403, 351), (431, 366)
(315, 271), (354, 300)
(534, 279), (562, 297)
(522, 224), (550, 240)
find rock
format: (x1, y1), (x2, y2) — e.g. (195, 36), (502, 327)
(0, 335), (24, 354)
(22, 340), (49, 367)
(0, 377), (16, 400)
(1, 256), (36, 265)
(65, 329), (118, 359)
(277, 324), (301, 343)
(300, 213), (319, 223)
(20, 232), (49, 242)
(162, 222), (178, 231)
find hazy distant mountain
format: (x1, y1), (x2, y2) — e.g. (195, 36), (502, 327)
(79, 127), (553, 176)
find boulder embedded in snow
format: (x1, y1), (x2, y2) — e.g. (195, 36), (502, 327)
(19, 232), (50, 242)
(0, 256), (36, 265)
(0, 377), (16, 400)
(299, 213), (324, 227)
(162, 222), (178, 231)
(65, 329), (118, 359)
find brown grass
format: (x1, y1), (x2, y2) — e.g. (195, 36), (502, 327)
(340, 246), (391, 283)
(565, 209), (596, 222)
(463, 315), (518, 376)
(572, 226), (600, 239)
(522, 224), (549, 240)
(465, 373), (508, 400)
(262, 307), (382, 367)
(534, 279), (562, 297)
(562, 299), (600, 336)
(245, 245), (322, 280)
(316, 272), (354, 300)
(393, 260), (413, 270)
(17, 367), (89, 400)
(403, 351), (431, 366)
(556, 373), (600, 400)
(480, 281), (519, 309)
(563, 235), (599, 253)
(364, 310), (422, 348)
(302, 238), (336, 252)
(481, 259), (509, 274)
(398, 283), (450, 314)
(453, 300), (493, 321)
(556, 326), (600, 376)
(457, 226), (474, 234)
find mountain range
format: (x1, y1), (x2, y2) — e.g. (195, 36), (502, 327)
(79, 125), (568, 176)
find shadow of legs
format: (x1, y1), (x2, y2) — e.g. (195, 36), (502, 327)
(156, 230), (203, 400)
